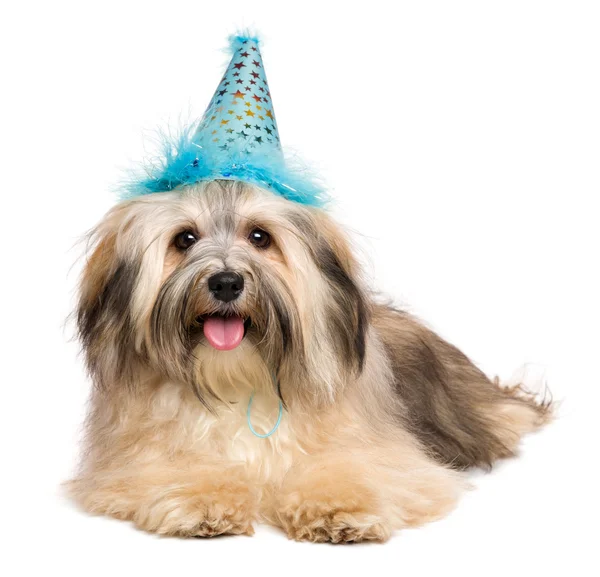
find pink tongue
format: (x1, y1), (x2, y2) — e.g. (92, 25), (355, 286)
(203, 316), (245, 351)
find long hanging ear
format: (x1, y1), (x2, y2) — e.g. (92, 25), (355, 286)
(77, 207), (142, 389)
(308, 210), (370, 373)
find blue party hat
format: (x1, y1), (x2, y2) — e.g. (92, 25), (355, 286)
(195, 35), (281, 159)
(125, 34), (326, 206)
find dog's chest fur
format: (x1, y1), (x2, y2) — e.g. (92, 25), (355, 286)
(152, 381), (298, 482)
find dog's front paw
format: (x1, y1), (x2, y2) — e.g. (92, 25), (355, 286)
(137, 479), (257, 537)
(278, 501), (390, 543)
(71, 474), (258, 538)
(274, 482), (391, 543)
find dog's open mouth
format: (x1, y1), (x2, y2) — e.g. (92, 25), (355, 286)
(199, 315), (251, 351)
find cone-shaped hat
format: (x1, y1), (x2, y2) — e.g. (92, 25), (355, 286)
(126, 34), (325, 206)
(195, 36), (281, 159)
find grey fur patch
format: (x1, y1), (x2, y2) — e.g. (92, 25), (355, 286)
(375, 305), (550, 469)
(77, 260), (141, 387)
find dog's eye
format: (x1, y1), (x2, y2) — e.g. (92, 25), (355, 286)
(248, 228), (271, 249)
(174, 230), (198, 250)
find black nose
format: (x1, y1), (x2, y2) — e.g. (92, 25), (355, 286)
(208, 271), (245, 303)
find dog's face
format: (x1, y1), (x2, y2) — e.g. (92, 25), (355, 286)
(78, 181), (368, 404)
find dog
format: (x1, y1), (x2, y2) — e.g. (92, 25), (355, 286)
(68, 179), (551, 543)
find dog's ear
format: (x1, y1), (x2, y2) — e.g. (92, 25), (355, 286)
(309, 210), (370, 373)
(77, 206), (141, 389)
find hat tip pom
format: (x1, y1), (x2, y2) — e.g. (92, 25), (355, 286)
(227, 30), (261, 54)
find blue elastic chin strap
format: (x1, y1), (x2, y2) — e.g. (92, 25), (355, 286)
(246, 391), (283, 438)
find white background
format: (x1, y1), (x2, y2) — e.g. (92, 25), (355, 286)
(1, 1), (599, 575)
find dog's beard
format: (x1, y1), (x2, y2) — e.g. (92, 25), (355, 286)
(149, 253), (304, 405)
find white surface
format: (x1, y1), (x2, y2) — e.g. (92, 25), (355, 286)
(1, 1), (598, 575)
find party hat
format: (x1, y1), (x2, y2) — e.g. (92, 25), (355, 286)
(195, 36), (281, 159)
(125, 33), (325, 206)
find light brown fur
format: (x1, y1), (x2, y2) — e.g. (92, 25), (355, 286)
(69, 181), (551, 543)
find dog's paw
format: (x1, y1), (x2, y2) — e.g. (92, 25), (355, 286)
(272, 460), (392, 543)
(273, 477), (391, 544)
(69, 470), (258, 538)
(275, 498), (390, 543)
(127, 479), (257, 538)
(150, 483), (257, 537)
(187, 511), (255, 538)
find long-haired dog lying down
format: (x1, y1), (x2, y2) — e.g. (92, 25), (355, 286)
(69, 180), (551, 542)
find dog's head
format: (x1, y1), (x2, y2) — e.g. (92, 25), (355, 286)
(77, 181), (368, 404)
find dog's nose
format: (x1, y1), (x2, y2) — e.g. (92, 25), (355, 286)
(208, 271), (245, 302)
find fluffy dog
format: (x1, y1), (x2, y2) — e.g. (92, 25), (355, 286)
(69, 179), (551, 543)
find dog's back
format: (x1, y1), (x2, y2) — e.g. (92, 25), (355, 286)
(374, 305), (551, 469)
